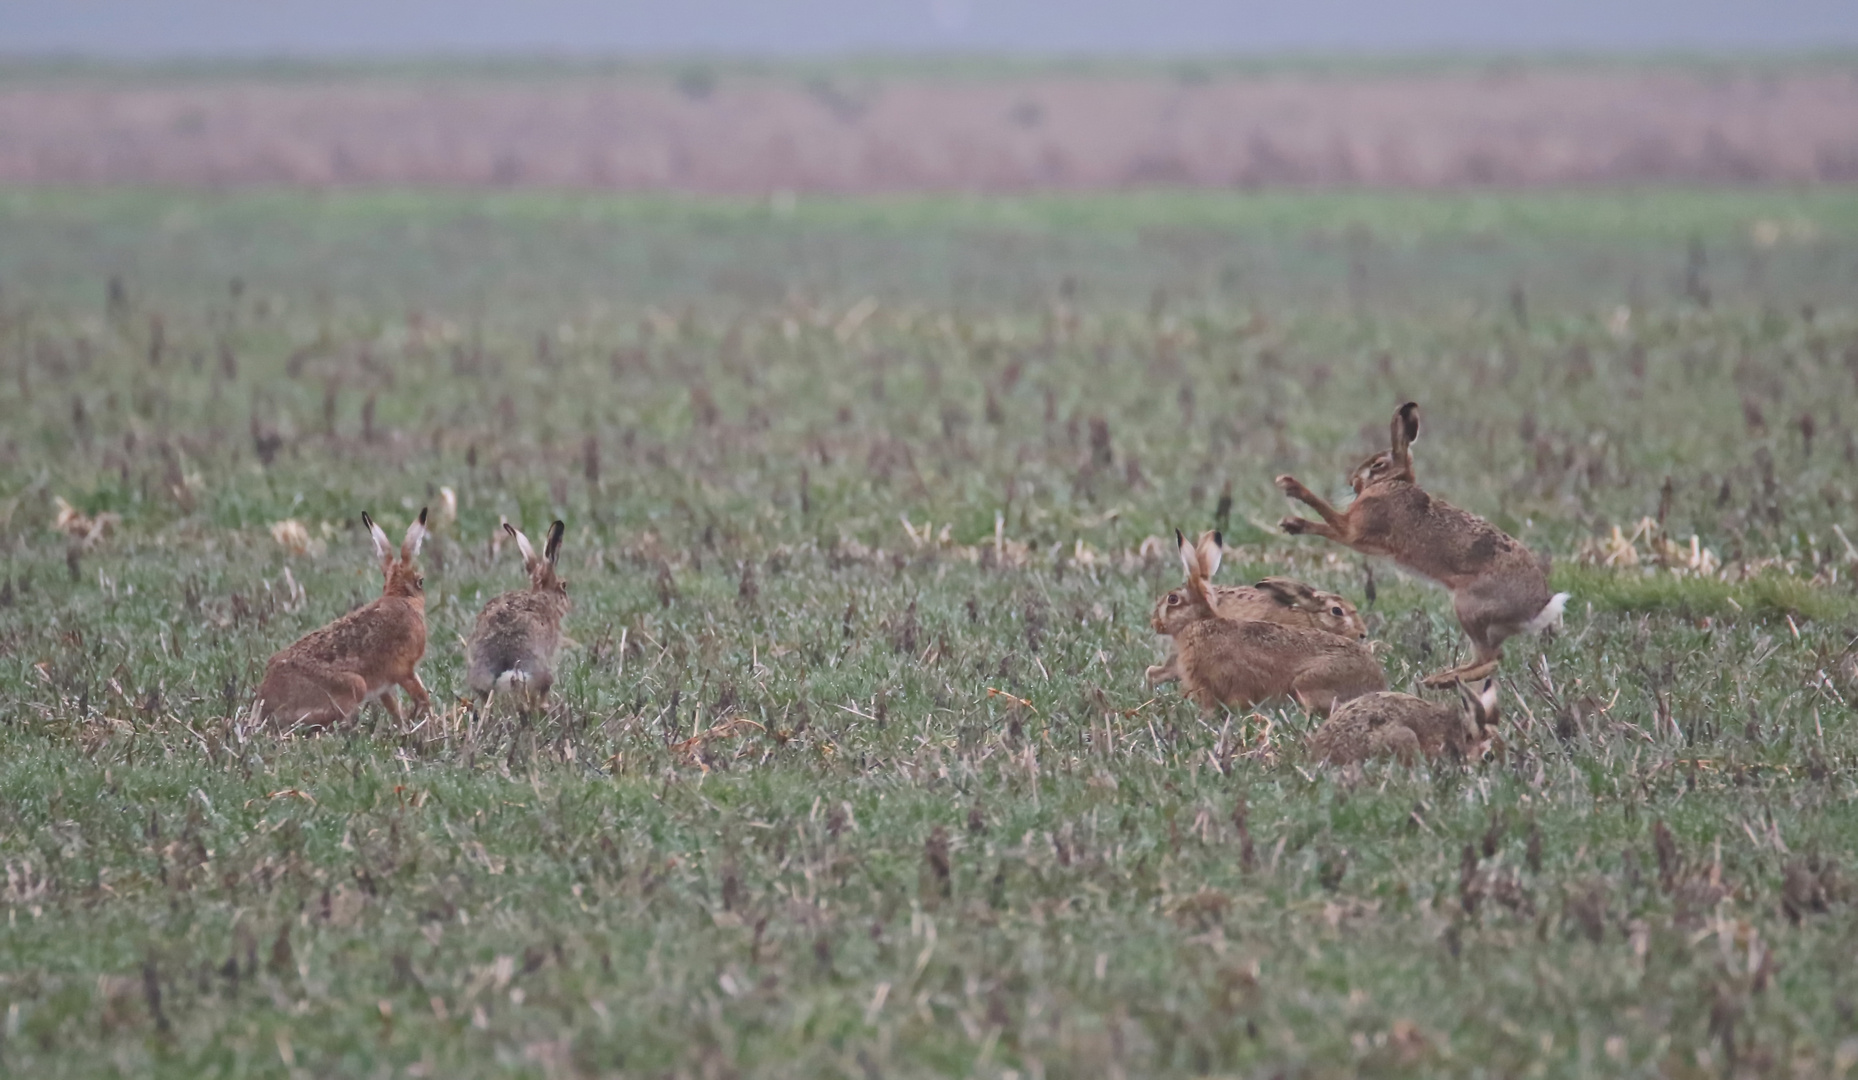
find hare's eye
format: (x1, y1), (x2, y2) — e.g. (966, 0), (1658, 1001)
(415, 576), (425, 589)
(1166, 593), (1181, 606)
(1330, 606), (1345, 617)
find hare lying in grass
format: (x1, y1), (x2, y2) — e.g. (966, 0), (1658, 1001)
(256, 509), (430, 732)
(1146, 535), (1367, 687)
(465, 519), (571, 712)
(1150, 530), (1385, 715)
(1277, 402), (1567, 687)
(1308, 679), (1501, 766)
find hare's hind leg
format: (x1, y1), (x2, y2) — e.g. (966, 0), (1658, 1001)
(1426, 584), (1513, 686)
(261, 663), (367, 732)
(1422, 656), (1501, 688)
(1368, 725), (1422, 765)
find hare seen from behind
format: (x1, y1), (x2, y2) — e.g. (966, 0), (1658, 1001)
(1308, 679), (1501, 766)
(256, 509), (431, 732)
(465, 519), (571, 712)
(1276, 402), (1567, 687)
(1150, 530), (1385, 715)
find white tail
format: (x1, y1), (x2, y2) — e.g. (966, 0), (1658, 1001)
(494, 671), (533, 693)
(1524, 592), (1570, 634)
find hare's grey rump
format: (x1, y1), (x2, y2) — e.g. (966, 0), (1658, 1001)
(465, 519), (571, 709)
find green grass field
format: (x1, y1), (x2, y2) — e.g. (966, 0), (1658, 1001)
(4, 188), (1858, 1078)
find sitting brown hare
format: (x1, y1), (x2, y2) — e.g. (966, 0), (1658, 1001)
(1151, 530), (1385, 715)
(256, 509), (431, 732)
(1308, 679), (1501, 766)
(1276, 402), (1567, 687)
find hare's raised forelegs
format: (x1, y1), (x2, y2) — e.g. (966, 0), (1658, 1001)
(1275, 475), (1349, 541)
(1145, 650), (1183, 688)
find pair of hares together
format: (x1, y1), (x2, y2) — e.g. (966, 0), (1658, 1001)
(1150, 402), (1568, 765)
(256, 513), (570, 732)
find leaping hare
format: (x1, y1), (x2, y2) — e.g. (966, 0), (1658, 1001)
(256, 509), (431, 731)
(1276, 402), (1567, 687)
(465, 519), (571, 711)
(1150, 530), (1385, 715)
(1308, 679), (1501, 766)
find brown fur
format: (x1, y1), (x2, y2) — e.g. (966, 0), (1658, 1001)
(465, 519), (571, 710)
(1307, 680), (1501, 765)
(1147, 539), (1366, 686)
(256, 509), (431, 732)
(1149, 530), (1385, 715)
(1276, 402), (1567, 687)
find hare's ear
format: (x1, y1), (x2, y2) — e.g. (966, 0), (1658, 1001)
(1252, 577), (1304, 607)
(505, 520), (538, 569)
(363, 512), (393, 566)
(400, 507), (429, 562)
(1177, 529), (1217, 611)
(1391, 401), (1420, 472)
(1452, 679), (1482, 739)
(1196, 531), (1223, 581)
(1476, 678), (1500, 719)
(544, 520), (565, 567)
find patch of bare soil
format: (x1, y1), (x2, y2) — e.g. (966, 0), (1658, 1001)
(3, 68), (1856, 191)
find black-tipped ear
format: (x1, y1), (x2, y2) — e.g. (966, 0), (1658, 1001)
(502, 522), (518, 539)
(545, 520), (565, 564)
(417, 506), (429, 526)
(361, 511), (375, 530)
(1175, 528), (1185, 546)
(1212, 530), (1222, 548)
(1253, 578), (1299, 605)
(1397, 402), (1420, 444)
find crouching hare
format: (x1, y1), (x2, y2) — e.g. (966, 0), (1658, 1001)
(1276, 402), (1567, 687)
(1146, 535), (1367, 687)
(466, 519), (571, 711)
(257, 509), (431, 732)
(1151, 530), (1385, 715)
(1308, 679), (1501, 766)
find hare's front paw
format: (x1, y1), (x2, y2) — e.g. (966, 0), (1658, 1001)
(1279, 516), (1313, 536)
(1275, 474), (1313, 500)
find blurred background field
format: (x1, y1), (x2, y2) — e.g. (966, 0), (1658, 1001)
(4, 44), (1858, 1079)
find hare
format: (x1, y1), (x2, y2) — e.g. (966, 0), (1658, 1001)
(1150, 531), (1385, 715)
(1276, 402), (1568, 687)
(1308, 679), (1501, 766)
(465, 519), (571, 711)
(1146, 535), (1366, 687)
(256, 509), (431, 731)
